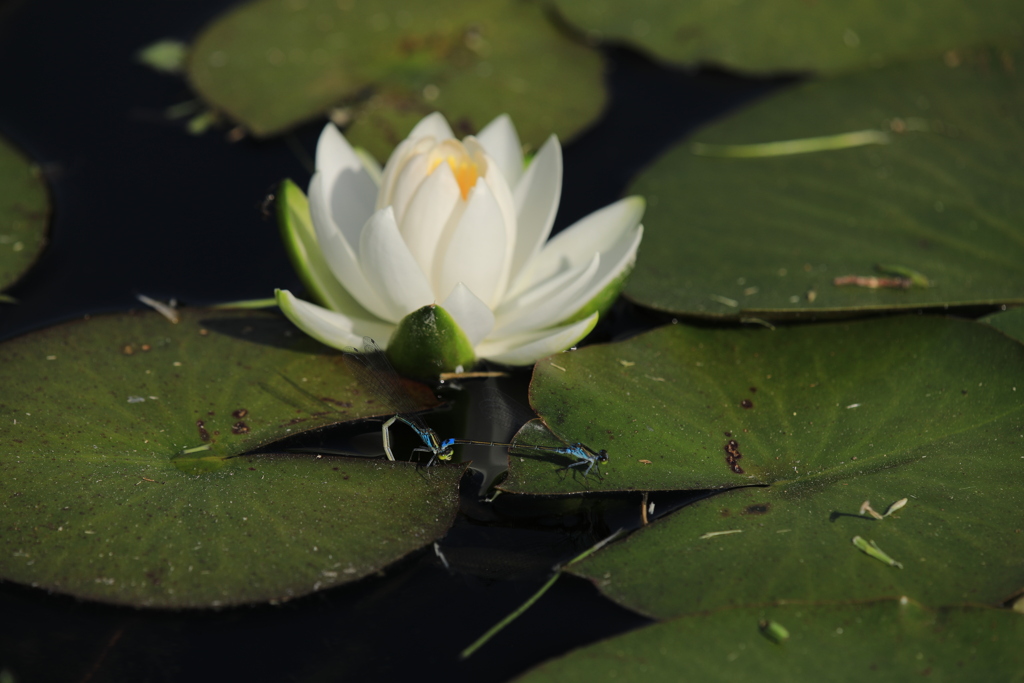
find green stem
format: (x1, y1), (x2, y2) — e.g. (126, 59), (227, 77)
(459, 571), (561, 660)
(459, 530), (623, 659)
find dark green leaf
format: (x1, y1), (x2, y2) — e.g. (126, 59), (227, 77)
(508, 317), (1024, 495)
(516, 319), (1024, 616)
(626, 49), (1024, 318)
(554, 0), (1024, 74)
(0, 308), (463, 607)
(514, 600), (1024, 682)
(186, 0), (605, 157)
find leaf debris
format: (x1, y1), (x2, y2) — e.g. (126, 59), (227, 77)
(859, 500), (884, 520)
(833, 275), (911, 289)
(759, 619), (790, 644)
(884, 498), (908, 516)
(136, 294), (180, 323)
(699, 529), (743, 540)
(852, 535), (903, 569)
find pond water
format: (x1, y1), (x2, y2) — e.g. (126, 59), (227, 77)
(0, 1), (791, 680)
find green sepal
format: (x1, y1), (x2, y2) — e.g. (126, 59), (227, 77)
(386, 304), (475, 379)
(276, 178), (363, 313)
(277, 178), (325, 305)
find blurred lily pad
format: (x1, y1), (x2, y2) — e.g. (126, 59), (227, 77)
(186, 0), (605, 158)
(982, 306), (1024, 344)
(136, 39), (189, 74)
(0, 308), (463, 607)
(505, 320), (1024, 616)
(0, 136), (49, 295)
(554, 0), (1024, 74)
(514, 599), (1024, 682)
(625, 48), (1024, 318)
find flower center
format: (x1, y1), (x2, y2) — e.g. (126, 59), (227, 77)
(427, 142), (481, 200)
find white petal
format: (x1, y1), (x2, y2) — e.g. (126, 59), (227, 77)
(359, 207), (436, 320)
(435, 182), (509, 308)
(441, 283), (496, 347)
(316, 127), (379, 260)
(470, 141), (518, 301)
(283, 194), (376, 318)
(377, 137), (436, 212)
(276, 289), (394, 351)
(308, 173), (391, 317)
(514, 196), (645, 296)
(492, 253), (600, 336)
(561, 224), (644, 320)
(407, 111), (455, 142)
(476, 114), (523, 189)
(465, 140), (517, 253)
(476, 313), (599, 366)
(352, 146), (383, 187)
(315, 124), (378, 203)
(397, 161), (463, 277)
(387, 151), (433, 227)
(507, 135), (562, 290)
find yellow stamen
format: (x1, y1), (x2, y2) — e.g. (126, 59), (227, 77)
(427, 143), (480, 200)
(446, 156), (479, 200)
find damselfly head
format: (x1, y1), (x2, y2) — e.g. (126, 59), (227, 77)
(596, 450), (609, 463)
(438, 439), (455, 461)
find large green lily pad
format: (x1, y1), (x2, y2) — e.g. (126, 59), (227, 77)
(0, 308), (463, 607)
(570, 468), (1024, 617)
(0, 136), (49, 294)
(554, 0), (1024, 74)
(514, 599), (1024, 682)
(186, 0), (605, 158)
(625, 48), (1024, 318)
(505, 320), (1024, 616)
(505, 317), (1024, 496)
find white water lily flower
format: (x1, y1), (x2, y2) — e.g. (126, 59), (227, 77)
(276, 112), (644, 370)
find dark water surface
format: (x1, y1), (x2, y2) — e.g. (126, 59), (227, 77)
(0, 1), (789, 680)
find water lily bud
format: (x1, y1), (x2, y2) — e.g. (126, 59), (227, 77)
(386, 304), (475, 379)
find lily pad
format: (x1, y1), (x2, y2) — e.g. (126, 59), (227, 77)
(553, 0), (1024, 74)
(514, 599), (1024, 682)
(0, 308), (463, 607)
(186, 0), (605, 158)
(625, 48), (1024, 318)
(506, 317), (1024, 496)
(982, 306), (1024, 345)
(504, 320), (1024, 616)
(0, 136), (49, 294)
